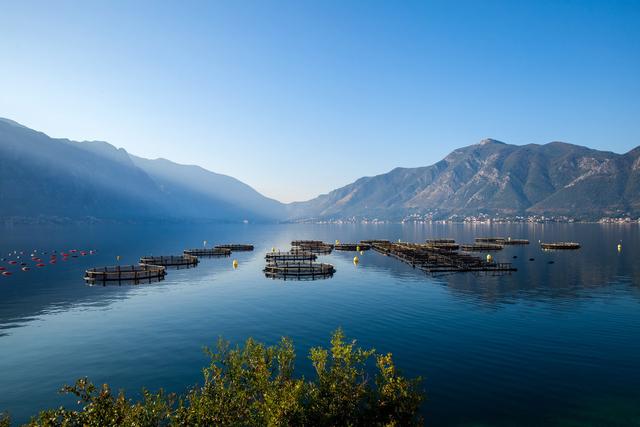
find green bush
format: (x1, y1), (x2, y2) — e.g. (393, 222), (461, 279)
(15, 329), (424, 426)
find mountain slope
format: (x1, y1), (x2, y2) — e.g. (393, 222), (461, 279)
(288, 139), (640, 220)
(0, 118), (284, 222)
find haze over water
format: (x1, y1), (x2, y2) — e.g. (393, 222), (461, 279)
(0, 223), (639, 426)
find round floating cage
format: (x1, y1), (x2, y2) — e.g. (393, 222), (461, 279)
(291, 241), (333, 254)
(139, 254), (199, 268)
(334, 243), (371, 251)
(84, 265), (166, 285)
(264, 261), (335, 280)
(184, 248), (231, 257)
(214, 244), (254, 252)
(265, 251), (317, 262)
(541, 242), (581, 250)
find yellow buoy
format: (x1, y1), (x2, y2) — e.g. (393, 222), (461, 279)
(617, 243), (622, 252)
(353, 256), (359, 264)
(335, 239), (340, 245)
(486, 254), (493, 263)
(272, 247), (276, 252)
(232, 259), (239, 269)
(356, 245), (360, 252)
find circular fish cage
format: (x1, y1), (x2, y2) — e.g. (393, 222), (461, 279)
(265, 251), (317, 262)
(214, 244), (254, 252)
(184, 248), (231, 257)
(264, 261), (335, 280)
(333, 243), (371, 251)
(139, 255), (199, 268)
(84, 265), (166, 285)
(291, 241), (333, 254)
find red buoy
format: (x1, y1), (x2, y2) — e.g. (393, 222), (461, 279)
(8, 261), (17, 265)
(36, 263), (45, 267)
(2, 271), (11, 276)
(0, 267), (5, 271)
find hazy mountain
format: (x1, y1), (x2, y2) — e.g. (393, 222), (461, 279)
(0, 118), (284, 222)
(288, 139), (640, 220)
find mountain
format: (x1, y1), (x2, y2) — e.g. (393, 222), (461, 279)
(288, 139), (640, 220)
(0, 118), (285, 222)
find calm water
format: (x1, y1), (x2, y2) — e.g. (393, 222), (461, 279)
(0, 223), (639, 426)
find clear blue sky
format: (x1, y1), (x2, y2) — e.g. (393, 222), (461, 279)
(1, 0), (639, 202)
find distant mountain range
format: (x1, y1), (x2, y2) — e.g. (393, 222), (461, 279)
(288, 139), (640, 220)
(1, 118), (638, 223)
(0, 118), (284, 222)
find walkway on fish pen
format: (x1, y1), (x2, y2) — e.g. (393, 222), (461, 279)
(369, 241), (516, 274)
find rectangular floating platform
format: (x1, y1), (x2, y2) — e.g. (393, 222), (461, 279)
(426, 239), (456, 244)
(475, 237), (529, 245)
(214, 244), (254, 251)
(370, 241), (515, 274)
(184, 248), (231, 257)
(425, 242), (460, 251)
(84, 265), (166, 285)
(139, 255), (199, 268)
(541, 242), (581, 250)
(333, 243), (371, 251)
(460, 243), (504, 251)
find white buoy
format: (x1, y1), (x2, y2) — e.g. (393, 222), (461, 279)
(486, 254), (493, 263)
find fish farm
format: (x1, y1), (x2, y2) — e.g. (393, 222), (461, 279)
(475, 237), (530, 245)
(460, 243), (504, 251)
(291, 240), (334, 254)
(84, 265), (166, 285)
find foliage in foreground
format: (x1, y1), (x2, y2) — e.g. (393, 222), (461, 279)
(14, 329), (424, 426)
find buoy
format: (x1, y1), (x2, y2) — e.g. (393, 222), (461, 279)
(232, 259), (239, 269)
(360, 250), (364, 255)
(335, 240), (340, 245)
(8, 261), (17, 265)
(50, 260), (56, 264)
(116, 255), (121, 262)
(0, 267), (5, 271)
(398, 238), (401, 243)
(203, 240), (207, 247)
(21, 267), (30, 272)
(271, 247), (276, 252)
(617, 243), (622, 252)
(486, 254), (493, 263)
(353, 256), (359, 264)
(356, 245), (360, 252)
(36, 263), (45, 267)
(2, 271), (11, 276)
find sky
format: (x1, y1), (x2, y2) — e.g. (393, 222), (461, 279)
(1, 0), (639, 202)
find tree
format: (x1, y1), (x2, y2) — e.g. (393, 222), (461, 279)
(17, 330), (423, 426)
